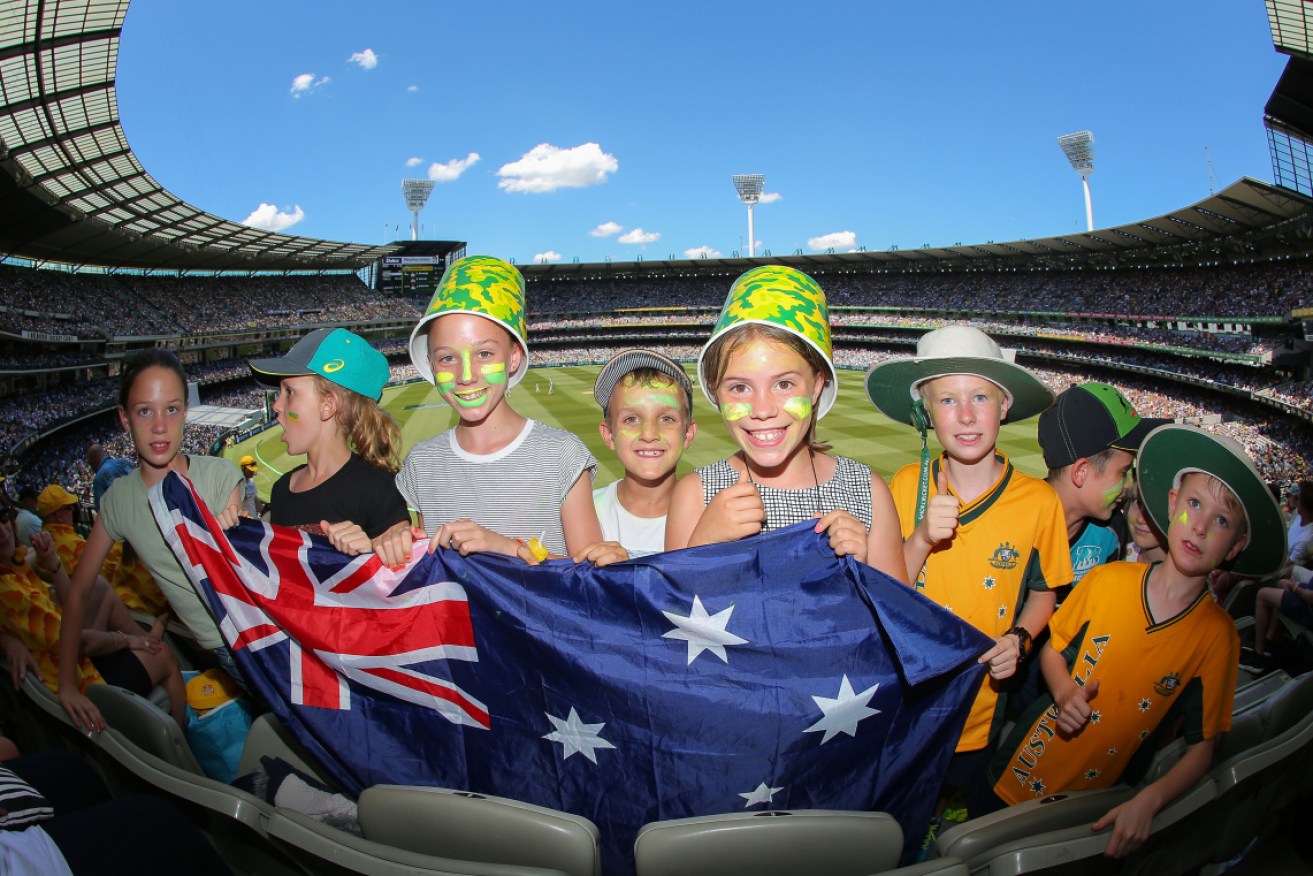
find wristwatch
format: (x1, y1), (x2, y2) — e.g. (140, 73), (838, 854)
(1006, 626), (1032, 662)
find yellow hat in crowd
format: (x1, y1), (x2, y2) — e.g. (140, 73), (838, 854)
(36, 484), (78, 518)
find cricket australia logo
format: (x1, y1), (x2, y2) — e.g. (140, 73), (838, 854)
(1153, 672), (1182, 697)
(989, 542), (1020, 570)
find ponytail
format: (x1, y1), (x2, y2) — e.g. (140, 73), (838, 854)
(312, 377), (403, 473)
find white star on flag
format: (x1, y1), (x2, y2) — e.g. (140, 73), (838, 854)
(543, 708), (615, 764)
(739, 782), (783, 808)
(804, 675), (881, 744)
(662, 595), (748, 665)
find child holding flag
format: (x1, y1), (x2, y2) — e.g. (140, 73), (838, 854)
(371, 256), (619, 567)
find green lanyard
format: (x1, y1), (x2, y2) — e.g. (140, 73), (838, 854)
(912, 399), (931, 528)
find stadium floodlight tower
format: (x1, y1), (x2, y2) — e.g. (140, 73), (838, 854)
(1056, 131), (1096, 231)
(732, 173), (765, 257)
(401, 179), (436, 241)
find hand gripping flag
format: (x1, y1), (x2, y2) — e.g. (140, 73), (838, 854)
(152, 472), (992, 872)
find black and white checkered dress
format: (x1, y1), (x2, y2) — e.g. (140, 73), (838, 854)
(697, 455), (874, 533)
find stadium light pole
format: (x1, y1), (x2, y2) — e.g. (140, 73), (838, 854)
(1057, 131), (1095, 231)
(402, 179), (436, 241)
(732, 174), (765, 257)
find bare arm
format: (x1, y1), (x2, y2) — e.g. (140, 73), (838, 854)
(866, 473), (909, 584)
(1093, 738), (1215, 858)
(664, 474), (706, 551)
(57, 518), (114, 731)
(560, 474), (604, 556)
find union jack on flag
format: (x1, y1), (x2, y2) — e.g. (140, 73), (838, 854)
(151, 471), (992, 872)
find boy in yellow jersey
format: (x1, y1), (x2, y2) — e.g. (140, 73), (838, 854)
(988, 425), (1285, 858)
(866, 325), (1072, 824)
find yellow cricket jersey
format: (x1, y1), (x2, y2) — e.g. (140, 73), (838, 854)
(990, 561), (1238, 805)
(44, 522), (168, 616)
(890, 453), (1072, 752)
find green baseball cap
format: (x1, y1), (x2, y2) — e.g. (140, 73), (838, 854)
(249, 328), (390, 401)
(408, 255), (529, 387)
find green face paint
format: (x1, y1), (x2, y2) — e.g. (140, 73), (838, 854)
(723, 402), (751, 422)
(453, 392), (488, 408)
(1100, 483), (1124, 508)
(783, 396), (813, 421)
(482, 362), (507, 384)
(435, 371), (456, 394)
(286, 411), (299, 421)
(1177, 510), (1189, 526)
(647, 392), (680, 408)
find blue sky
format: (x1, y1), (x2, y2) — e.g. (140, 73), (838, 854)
(116, 1), (1287, 265)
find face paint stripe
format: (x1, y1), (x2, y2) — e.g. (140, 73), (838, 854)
(723, 402), (751, 422)
(783, 396), (813, 421)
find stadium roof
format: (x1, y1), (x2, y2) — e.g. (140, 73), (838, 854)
(524, 177), (1313, 280)
(1268, 0), (1313, 57)
(0, 0), (399, 272)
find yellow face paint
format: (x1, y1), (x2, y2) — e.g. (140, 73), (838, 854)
(286, 411), (299, 421)
(460, 349), (473, 382)
(1100, 483), (1124, 508)
(435, 371), (456, 393)
(723, 402), (751, 422)
(782, 396), (813, 421)
(1177, 510), (1189, 526)
(482, 362), (507, 384)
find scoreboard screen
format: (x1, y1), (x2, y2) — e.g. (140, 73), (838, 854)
(375, 240), (467, 298)
(379, 255), (444, 298)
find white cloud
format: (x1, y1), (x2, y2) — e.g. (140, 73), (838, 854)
(242, 203), (305, 232)
(759, 192), (782, 204)
(290, 73), (330, 98)
(428, 152), (481, 182)
(348, 48), (378, 70)
(534, 251), (563, 263)
(407, 84), (419, 93)
(619, 228), (660, 245)
(405, 156), (423, 167)
(807, 230), (858, 251)
(497, 142), (618, 193)
(589, 221), (623, 238)
(685, 245), (722, 259)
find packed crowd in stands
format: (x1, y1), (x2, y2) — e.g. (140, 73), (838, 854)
(0, 266), (418, 338)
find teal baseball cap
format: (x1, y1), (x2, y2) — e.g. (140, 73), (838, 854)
(249, 328), (390, 401)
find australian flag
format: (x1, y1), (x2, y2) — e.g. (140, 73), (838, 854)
(151, 471), (992, 871)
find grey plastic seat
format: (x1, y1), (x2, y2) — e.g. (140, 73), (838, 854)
(358, 785), (601, 876)
(268, 807), (572, 876)
(868, 858), (969, 876)
(633, 810), (903, 876)
(934, 787), (1134, 868)
(963, 776), (1216, 876)
(85, 681), (203, 775)
(236, 711), (336, 788)
(1205, 671), (1313, 865)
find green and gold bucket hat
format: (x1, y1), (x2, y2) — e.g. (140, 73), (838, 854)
(696, 266), (837, 418)
(407, 256), (529, 387)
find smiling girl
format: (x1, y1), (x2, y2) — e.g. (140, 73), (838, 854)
(371, 256), (616, 568)
(248, 328), (408, 550)
(57, 349), (243, 732)
(664, 266), (906, 583)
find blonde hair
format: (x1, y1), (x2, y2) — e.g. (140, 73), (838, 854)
(702, 323), (831, 453)
(312, 376), (403, 473)
(1180, 471), (1248, 535)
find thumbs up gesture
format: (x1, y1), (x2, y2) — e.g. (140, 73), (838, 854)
(690, 467), (766, 546)
(916, 468), (960, 548)
(1056, 678), (1100, 736)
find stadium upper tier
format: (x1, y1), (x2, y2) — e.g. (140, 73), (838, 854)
(0, 258), (1308, 340)
(2, 1), (1313, 276)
